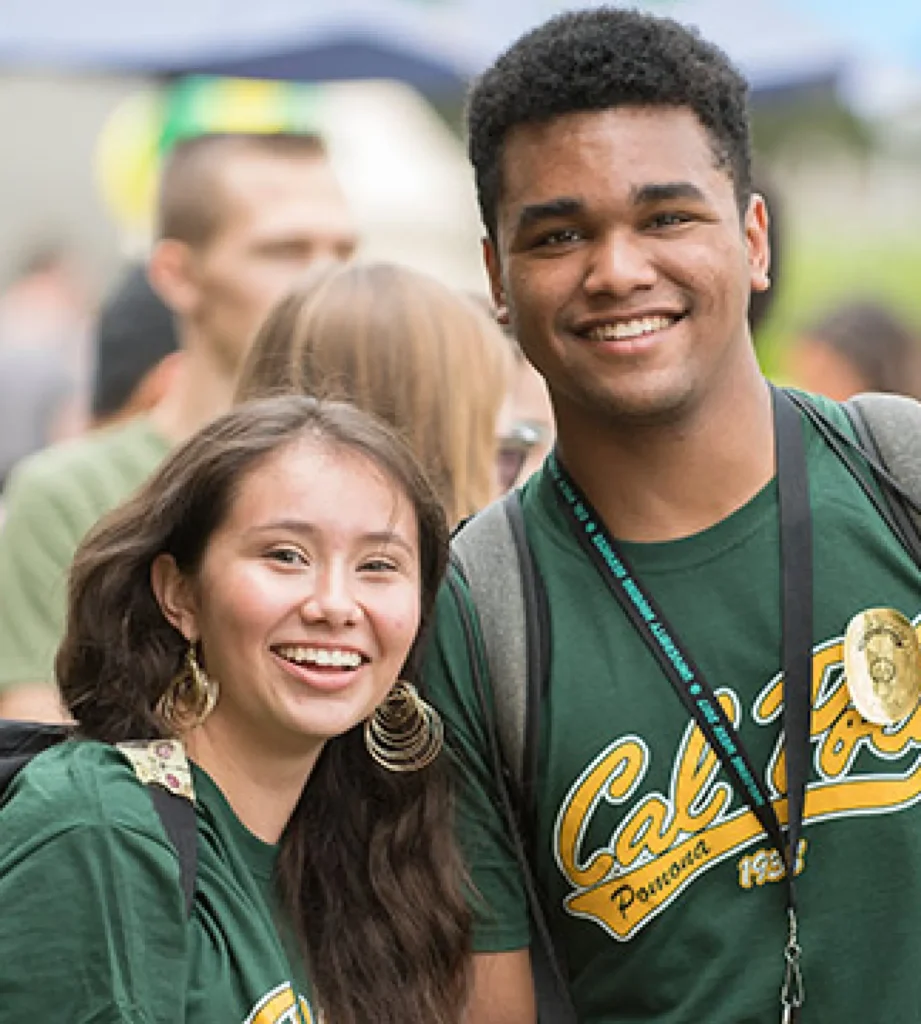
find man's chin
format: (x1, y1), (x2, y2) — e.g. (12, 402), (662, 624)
(565, 377), (698, 430)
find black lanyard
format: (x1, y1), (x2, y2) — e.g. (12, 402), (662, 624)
(548, 386), (811, 1022)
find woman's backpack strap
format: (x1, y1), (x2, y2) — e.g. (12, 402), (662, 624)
(117, 739), (198, 914)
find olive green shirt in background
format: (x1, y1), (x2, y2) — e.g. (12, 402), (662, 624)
(0, 418), (170, 691)
(0, 740), (316, 1022)
(426, 394), (921, 1022)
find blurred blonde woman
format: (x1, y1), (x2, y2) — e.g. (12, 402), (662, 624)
(236, 262), (511, 526)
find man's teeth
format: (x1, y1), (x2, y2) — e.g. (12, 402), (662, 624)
(588, 316), (674, 341)
(276, 645), (363, 669)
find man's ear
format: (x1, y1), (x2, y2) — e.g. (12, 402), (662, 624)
(148, 238), (200, 319)
(150, 553), (199, 642)
(745, 193), (771, 294)
(482, 237), (509, 325)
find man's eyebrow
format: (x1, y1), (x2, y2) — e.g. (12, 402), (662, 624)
(631, 181), (708, 205)
(513, 184), (708, 233)
(516, 197), (583, 232)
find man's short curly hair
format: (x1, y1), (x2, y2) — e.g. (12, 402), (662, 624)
(467, 6), (753, 240)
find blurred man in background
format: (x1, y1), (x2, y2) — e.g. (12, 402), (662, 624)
(0, 246), (91, 354)
(0, 131), (357, 721)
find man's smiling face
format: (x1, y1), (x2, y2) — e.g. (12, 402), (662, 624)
(485, 105), (770, 431)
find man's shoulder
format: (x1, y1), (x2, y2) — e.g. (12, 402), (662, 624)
(792, 388), (848, 429)
(3, 417), (169, 529)
(432, 477), (553, 660)
(8, 417), (168, 497)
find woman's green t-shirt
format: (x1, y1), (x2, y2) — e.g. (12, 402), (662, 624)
(0, 740), (318, 1023)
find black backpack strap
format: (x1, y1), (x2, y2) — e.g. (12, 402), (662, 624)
(450, 493), (575, 1023)
(147, 784), (198, 914)
(116, 740), (198, 915)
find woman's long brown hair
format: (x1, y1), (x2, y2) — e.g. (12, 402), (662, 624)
(56, 396), (470, 1024)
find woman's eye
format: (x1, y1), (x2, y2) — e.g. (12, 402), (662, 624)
(267, 548), (307, 566)
(360, 557), (399, 574)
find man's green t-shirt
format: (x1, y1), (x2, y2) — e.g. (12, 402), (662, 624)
(0, 740), (318, 1022)
(426, 396), (921, 1022)
(0, 418), (170, 690)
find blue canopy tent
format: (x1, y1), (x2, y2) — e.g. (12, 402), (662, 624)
(0, 0), (858, 100)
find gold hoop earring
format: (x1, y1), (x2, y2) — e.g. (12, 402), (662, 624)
(364, 680), (444, 773)
(157, 643), (219, 733)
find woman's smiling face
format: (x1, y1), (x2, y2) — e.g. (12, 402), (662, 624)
(157, 436), (421, 764)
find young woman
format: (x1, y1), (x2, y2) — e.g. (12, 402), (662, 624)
(0, 395), (470, 1023)
(235, 262), (511, 527)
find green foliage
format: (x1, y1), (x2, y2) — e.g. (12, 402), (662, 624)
(757, 234), (921, 378)
(752, 90), (876, 160)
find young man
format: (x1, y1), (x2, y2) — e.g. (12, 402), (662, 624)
(0, 132), (357, 721)
(425, 9), (921, 1022)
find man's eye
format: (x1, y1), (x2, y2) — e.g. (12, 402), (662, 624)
(649, 212), (692, 229)
(537, 228), (582, 247)
(262, 241), (310, 259)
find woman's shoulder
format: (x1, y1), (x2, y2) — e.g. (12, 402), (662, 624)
(0, 737), (192, 1021)
(2, 737), (182, 843)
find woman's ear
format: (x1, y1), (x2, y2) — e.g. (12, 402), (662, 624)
(150, 553), (199, 642)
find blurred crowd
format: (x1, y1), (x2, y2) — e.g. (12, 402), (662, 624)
(2, 144), (919, 517)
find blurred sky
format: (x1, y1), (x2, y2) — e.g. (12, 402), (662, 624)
(793, 0), (921, 66)
(0, 0), (917, 107)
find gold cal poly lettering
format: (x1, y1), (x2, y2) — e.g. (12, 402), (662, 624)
(557, 629), (921, 940)
(245, 983), (315, 1024)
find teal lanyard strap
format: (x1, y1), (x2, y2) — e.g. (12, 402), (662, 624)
(548, 385), (812, 1020)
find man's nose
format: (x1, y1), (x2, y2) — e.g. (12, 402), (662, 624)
(583, 230), (657, 297)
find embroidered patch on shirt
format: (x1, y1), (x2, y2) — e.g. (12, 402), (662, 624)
(116, 739), (195, 802)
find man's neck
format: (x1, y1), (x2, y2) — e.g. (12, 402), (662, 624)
(148, 338), (236, 445)
(554, 373), (775, 543)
